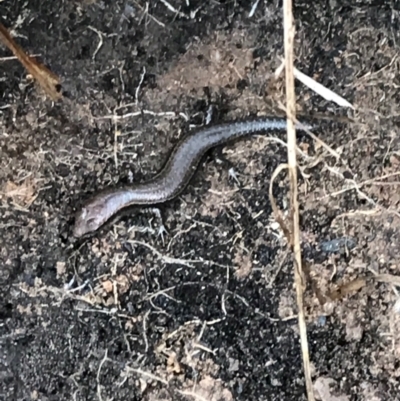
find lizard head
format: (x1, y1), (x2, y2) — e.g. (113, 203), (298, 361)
(73, 197), (111, 237)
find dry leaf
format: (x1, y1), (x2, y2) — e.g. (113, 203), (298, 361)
(101, 280), (113, 293)
(3, 179), (37, 207)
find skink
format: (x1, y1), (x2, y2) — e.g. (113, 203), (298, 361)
(73, 117), (311, 237)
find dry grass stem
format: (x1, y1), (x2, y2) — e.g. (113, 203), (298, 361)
(293, 67), (354, 109)
(0, 22), (61, 100)
(283, 1), (315, 399)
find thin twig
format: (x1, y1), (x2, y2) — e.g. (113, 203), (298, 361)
(96, 350), (108, 401)
(159, 0), (188, 18)
(0, 53), (40, 61)
(135, 66), (146, 105)
(132, 0), (166, 27)
(87, 26), (104, 60)
(124, 366), (168, 385)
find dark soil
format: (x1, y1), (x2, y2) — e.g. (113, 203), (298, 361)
(1, 1), (400, 400)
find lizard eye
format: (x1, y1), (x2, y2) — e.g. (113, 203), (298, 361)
(86, 217), (98, 228)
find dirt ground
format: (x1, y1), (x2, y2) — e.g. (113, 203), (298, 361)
(1, 1), (400, 400)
